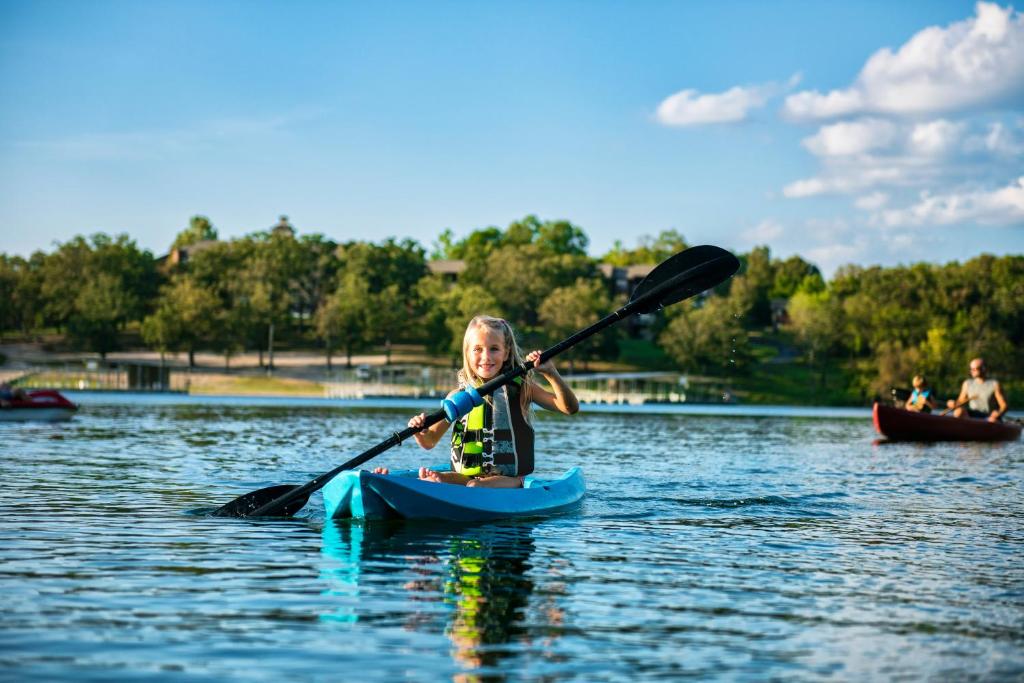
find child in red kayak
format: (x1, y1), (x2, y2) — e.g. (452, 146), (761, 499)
(374, 315), (579, 488)
(904, 375), (936, 413)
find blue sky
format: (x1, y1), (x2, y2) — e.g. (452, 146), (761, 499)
(1, 0), (1021, 276)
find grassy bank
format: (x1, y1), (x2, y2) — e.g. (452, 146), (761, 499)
(187, 374), (324, 397)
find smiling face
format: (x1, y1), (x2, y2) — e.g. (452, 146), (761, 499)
(465, 325), (509, 381)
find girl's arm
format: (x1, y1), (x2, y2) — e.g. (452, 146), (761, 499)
(408, 401), (452, 449)
(525, 350), (579, 416)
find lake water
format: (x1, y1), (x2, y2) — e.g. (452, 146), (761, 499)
(2, 393), (1022, 681)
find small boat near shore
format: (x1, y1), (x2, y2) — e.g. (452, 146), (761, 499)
(322, 466), (585, 522)
(873, 402), (1021, 442)
(0, 389), (78, 422)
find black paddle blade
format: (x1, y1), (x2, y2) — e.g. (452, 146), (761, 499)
(629, 245), (740, 314)
(210, 484), (309, 518)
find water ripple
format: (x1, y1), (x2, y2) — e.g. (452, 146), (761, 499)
(1, 396), (1022, 681)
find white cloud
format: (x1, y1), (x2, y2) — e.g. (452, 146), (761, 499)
(783, 167), (905, 198)
(881, 230), (921, 252)
(740, 219), (784, 244)
(855, 192), (890, 210)
(782, 178), (828, 198)
(783, 2), (1024, 119)
(804, 239), (869, 278)
(799, 118), (965, 161)
(908, 119), (965, 155)
(876, 176), (1024, 226)
(787, 116), (1018, 198)
(801, 118), (898, 156)
(656, 78), (798, 126)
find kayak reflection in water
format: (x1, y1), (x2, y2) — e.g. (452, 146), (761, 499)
(319, 520), (565, 678)
(403, 524), (559, 677)
(374, 316), (579, 488)
(947, 358), (1009, 422)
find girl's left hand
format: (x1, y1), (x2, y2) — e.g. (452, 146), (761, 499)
(526, 350), (555, 374)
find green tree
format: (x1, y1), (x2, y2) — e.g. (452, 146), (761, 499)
(143, 277), (220, 367)
(0, 254), (43, 336)
(433, 215), (590, 267)
(914, 326), (961, 398)
(141, 303), (183, 363)
(538, 277), (613, 371)
(171, 215), (218, 249)
(432, 225), (505, 262)
(365, 284), (406, 364)
(601, 229), (689, 266)
(412, 275), (503, 358)
(771, 256), (824, 299)
(291, 234), (340, 331)
(660, 296), (751, 374)
(534, 218), (589, 256)
(482, 245), (594, 332)
(870, 340), (921, 399)
(728, 246), (774, 327)
(338, 238), (428, 295)
(786, 289), (843, 389)
(67, 272), (139, 358)
(316, 273), (371, 369)
(38, 234), (159, 338)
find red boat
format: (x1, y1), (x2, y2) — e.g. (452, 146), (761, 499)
(873, 402), (1022, 442)
(0, 389), (78, 422)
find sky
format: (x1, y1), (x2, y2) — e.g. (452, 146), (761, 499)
(1, 0), (1022, 277)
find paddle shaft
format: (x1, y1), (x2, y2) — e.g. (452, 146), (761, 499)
(242, 255), (733, 517)
(939, 395), (974, 416)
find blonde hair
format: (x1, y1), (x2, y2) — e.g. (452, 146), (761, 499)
(457, 315), (533, 414)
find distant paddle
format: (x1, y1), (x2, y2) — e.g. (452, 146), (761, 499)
(211, 244), (741, 518)
(940, 396), (974, 417)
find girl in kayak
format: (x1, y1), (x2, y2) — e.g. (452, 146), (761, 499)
(904, 375), (936, 413)
(375, 315), (579, 488)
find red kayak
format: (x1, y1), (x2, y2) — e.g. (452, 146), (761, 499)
(873, 402), (1022, 442)
(0, 389), (78, 422)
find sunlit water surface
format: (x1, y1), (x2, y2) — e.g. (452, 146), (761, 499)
(2, 393), (1022, 681)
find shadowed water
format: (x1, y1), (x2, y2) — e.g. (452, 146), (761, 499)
(1, 393), (1022, 681)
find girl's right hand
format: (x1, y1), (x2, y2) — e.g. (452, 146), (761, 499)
(526, 349), (555, 374)
(408, 412), (426, 430)
(372, 466), (389, 475)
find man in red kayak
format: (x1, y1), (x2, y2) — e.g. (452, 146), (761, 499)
(948, 358), (1009, 422)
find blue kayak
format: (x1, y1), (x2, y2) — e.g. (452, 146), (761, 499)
(321, 466), (585, 522)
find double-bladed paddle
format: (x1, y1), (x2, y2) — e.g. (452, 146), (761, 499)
(211, 244), (740, 518)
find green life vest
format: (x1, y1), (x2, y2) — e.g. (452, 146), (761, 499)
(450, 379), (534, 477)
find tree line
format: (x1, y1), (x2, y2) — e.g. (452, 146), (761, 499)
(0, 214), (1020, 403)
